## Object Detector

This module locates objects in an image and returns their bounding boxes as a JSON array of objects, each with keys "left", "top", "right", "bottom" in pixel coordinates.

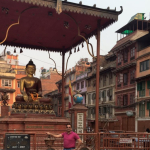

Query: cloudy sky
[{"left": 0, "top": 0, "right": 149, "bottom": 77}]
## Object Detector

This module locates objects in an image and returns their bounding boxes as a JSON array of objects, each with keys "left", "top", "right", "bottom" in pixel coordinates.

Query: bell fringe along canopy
[{"left": 0, "top": 0, "right": 122, "bottom": 53}]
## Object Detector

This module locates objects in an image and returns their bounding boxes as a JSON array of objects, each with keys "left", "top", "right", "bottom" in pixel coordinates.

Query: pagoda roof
[{"left": 0, "top": 0, "right": 122, "bottom": 53}]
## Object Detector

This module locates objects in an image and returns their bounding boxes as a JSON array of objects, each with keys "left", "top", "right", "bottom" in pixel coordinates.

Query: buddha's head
[{"left": 26, "top": 59, "right": 36, "bottom": 76}]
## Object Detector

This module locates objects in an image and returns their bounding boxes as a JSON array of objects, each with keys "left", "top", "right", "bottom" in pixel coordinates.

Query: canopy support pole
[
  {"left": 95, "top": 19, "right": 101, "bottom": 139},
  {"left": 95, "top": 19, "right": 101, "bottom": 150},
  {"left": 62, "top": 51, "right": 65, "bottom": 117}
]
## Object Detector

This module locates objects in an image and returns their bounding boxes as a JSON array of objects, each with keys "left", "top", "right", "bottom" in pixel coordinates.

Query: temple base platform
[{"left": 0, "top": 106, "right": 70, "bottom": 134}]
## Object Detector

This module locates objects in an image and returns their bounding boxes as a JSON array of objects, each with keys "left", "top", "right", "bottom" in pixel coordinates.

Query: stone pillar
[
  {"left": 1, "top": 106, "right": 9, "bottom": 117},
  {"left": 70, "top": 104, "right": 87, "bottom": 133}
]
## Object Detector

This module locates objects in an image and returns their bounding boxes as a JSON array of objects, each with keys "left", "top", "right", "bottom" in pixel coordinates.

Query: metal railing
[{"left": 1, "top": 132, "right": 150, "bottom": 150}]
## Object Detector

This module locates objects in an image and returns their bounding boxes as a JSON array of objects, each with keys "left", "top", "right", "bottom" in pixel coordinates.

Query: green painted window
[
  {"left": 147, "top": 80, "right": 150, "bottom": 89},
  {"left": 147, "top": 102, "right": 150, "bottom": 110},
  {"left": 138, "top": 81, "right": 145, "bottom": 97},
  {"left": 139, "top": 103, "right": 145, "bottom": 117}
]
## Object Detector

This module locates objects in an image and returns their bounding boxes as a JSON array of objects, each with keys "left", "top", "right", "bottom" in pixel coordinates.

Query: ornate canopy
[{"left": 0, "top": 0, "right": 122, "bottom": 53}]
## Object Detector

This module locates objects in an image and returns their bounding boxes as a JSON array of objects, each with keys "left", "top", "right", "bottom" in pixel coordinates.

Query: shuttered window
[
  {"left": 147, "top": 80, "right": 150, "bottom": 89},
  {"left": 147, "top": 102, "right": 150, "bottom": 110},
  {"left": 139, "top": 103, "right": 145, "bottom": 117},
  {"left": 88, "top": 94, "right": 91, "bottom": 105},
  {"left": 139, "top": 81, "right": 145, "bottom": 97},
  {"left": 99, "top": 91, "right": 101, "bottom": 103},
  {"left": 103, "top": 90, "right": 106, "bottom": 102}
]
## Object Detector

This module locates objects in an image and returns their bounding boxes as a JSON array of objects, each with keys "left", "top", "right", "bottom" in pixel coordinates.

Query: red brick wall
[{"left": 41, "top": 72, "right": 61, "bottom": 95}]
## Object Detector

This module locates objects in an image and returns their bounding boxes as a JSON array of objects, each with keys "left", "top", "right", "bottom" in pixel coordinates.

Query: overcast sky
[{"left": 0, "top": 0, "right": 149, "bottom": 77}]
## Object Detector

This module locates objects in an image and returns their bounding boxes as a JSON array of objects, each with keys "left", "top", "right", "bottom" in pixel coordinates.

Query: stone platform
[{"left": 0, "top": 106, "right": 70, "bottom": 134}]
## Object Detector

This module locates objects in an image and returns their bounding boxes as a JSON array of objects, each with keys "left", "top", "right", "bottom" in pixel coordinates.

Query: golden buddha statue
[{"left": 20, "top": 59, "right": 42, "bottom": 102}]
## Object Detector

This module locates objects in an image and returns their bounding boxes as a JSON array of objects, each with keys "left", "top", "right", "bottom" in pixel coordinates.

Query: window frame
[
  {"left": 2, "top": 79, "right": 12, "bottom": 87},
  {"left": 130, "top": 47, "right": 135, "bottom": 59},
  {"left": 123, "top": 94, "right": 128, "bottom": 106},
  {"left": 139, "top": 103, "right": 145, "bottom": 117},
  {"left": 140, "top": 60, "right": 150, "bottom": 72},
  {"left": 77, "top": 83, "right": 80, "bottom": 90},
  {"left": 123, "top": 73, "right": 128, "bottom": 86},
  {"left": 81, "top": 81, "right": 84, "bottom": 89}
]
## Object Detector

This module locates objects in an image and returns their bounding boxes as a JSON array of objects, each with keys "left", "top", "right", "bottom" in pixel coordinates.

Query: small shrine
[{"left": 12, "top": 59, "right": 54, "bottom": 115}]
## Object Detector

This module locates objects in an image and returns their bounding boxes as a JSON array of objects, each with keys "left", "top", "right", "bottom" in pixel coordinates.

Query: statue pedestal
[
  {"left": 1, "top": 105, "right": 10, "bottom": 117},
  {"left": 0, "top": 108, "right": 70, "bottom": 135},
  {"left": 70, "top": 104, "right": 87, "bottom": 133}
]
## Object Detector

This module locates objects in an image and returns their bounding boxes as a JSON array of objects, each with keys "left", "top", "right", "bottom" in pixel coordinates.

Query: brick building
[
  {"left": 111, "top": 15, "right": 149, "bottom": 131},
  {"left": 41, "top": 68, "right": 62, "bottom": 96},
  {"left": 135, "top": 23, "right": 150, "bottom": 132},
  {"left": 98, "top": 52, "right": 116, "bottom": 130},
  {"left": 86, "top": 55, "right": 106, "bottom": 129}
]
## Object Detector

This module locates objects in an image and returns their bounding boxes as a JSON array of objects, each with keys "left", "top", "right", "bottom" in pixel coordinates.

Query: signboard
[
  {"left": 119, "top": 138, "right": 132, "bottom": 143},
  {"left": 77, "top": 113, "right": 83, "bottom": 129},
  {"left": 5, "top": 134, "right": 30, "bottom": 150},
  {"left": 77, "top": 113, "right": 84, "bottom": 141}
]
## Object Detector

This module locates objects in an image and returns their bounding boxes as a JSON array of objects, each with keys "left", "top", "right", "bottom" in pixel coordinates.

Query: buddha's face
[{"left": 26, "top": 65, "right": 36, "bottom": 75}]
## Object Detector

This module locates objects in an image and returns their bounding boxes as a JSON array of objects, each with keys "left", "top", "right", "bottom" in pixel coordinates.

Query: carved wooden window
[
  {"left": 88, "top": 94, "right": 91, "bottom": 105},
  {"left": 81, "top": 81, "right": 84, "bottom": 89},
  {"left": 88, "top": 80, "right": 91, "bottom": 87},
  {"left": 118, "top": 74, "right": 123, "bottom": 87},
  {"left": 130, "top": 70, "right": 135, "bottom": 84},
  {"left": 118, "top": 53, "right": 122, "bottom": 65},
  {"left": 117, "top": 95, "right": 122, "bottom": 106},
  {"left": 124, "top": 50, "right": 128, "bottom": 63},
  {"left": 103, "top": 90, "right": 106, "bottom": 102},
  {"left": 130, "top": 47, "right": 135, "bottom": 59},
  {"left": 130, "top": 93, "right": 135, "bottom": 104},
  {"left": 107, "top": 88, "right": 113, "bottom": 101},
  {"left": 123, "top": 73, "right": 128, "bottom": 86},
  {"left": 92, "top": 93, "right": 96, "bottom": 104},
  {"left": 109, "top": 73, "right": 113, "bottom": 84},
  {"left": 123, "top": 94, "right": 128, "bottom": 106},
  {"left": 103, "top": 75, "right": 106, "bottom": 87},
  {"left": 77, "top": 83, "right": 80, "bottom": 90},
  {"left": 99, "top": 91, "right": 101, "bottom": 103},
  {"left": 139, "top": 103, "right": 145, "bottom": 117},
  {"left": 93, "top": 80, "right": 96, "bottom": 87}
]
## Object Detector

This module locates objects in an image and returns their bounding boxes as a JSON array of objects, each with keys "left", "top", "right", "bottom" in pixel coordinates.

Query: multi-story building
[
  {"left": 99, "top": 52, "right": 116, "bottom": 130},
  {"left": 0, "top": 51, "right": 26, "bottom": 114},
  {"left": 86, "top": 54, "right": 117, "bottom": 130},
  {"left": 64, "top": 58, "right": 90, "bottom": 118},
  {"left": 1, "top": 51, "right": 19, "bottom": 65},
  {"left": 76, "top": 72, "right": 88, "bottom": 104},
  {"left": 111, "top": 14, "right": 148, "bottom": 131},
  {"left": 135, "top": 24, "right": 150, "bottom": 132},
  {"left": 86, "top": 55, "right": 105, "bottom": 128}
]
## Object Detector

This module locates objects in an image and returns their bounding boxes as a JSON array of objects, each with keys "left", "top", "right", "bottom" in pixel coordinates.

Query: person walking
[{"left": 46, "top": 124, "right": 82, "bottom": 150}]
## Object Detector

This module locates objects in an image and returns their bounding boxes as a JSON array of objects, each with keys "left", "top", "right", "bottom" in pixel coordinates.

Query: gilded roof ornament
[{"left": 56, "top": 0, "right": 62, "bottom": 14}]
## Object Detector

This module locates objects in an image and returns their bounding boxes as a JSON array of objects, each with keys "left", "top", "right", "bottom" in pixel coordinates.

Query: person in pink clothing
[{"left": 46, "top": 124, "right": 82, "bottom": 150}]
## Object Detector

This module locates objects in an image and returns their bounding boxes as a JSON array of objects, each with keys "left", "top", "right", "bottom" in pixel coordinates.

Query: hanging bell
[
  {"left": 77, "top": 47, "right": 80, "bottom": 52},
  {"left": 82, "top": 43, "right": 84, "bottom": 48},
  {"left": 70, "top": 50, "right": 72, "bottom": 55},
  {"left": 20, "top": 49, "right": 23, "bottom": 53},
  {"left": 14, "top": 48, "right": 16, "bottom": 53},
  {"left": 74, "top": 48, "right": 76, "bottom": 53}
]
